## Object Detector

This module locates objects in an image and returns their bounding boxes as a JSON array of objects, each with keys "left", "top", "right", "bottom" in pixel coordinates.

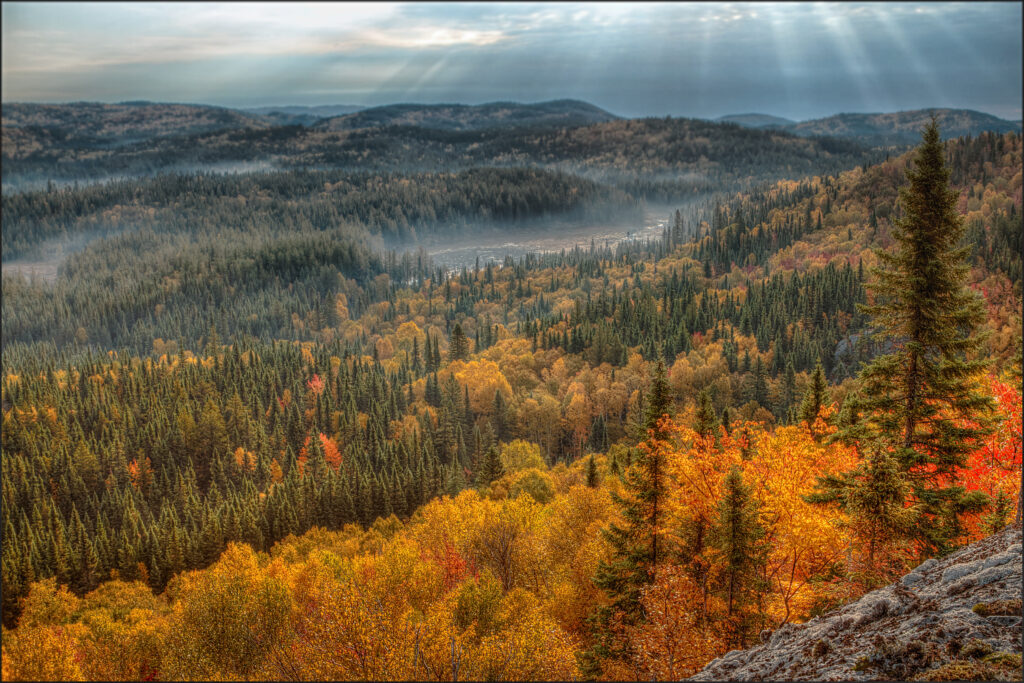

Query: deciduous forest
[{"left": 2, "top": 102, "right": 1020, "bottom": 680}]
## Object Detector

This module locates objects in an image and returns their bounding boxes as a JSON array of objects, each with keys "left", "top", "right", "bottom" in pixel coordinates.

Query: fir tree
[
  {"left": 752, "top": 357, "right": 769, "bottom": 409},
  {"left": 711, "top": 466, "right": 768, "bottom": 647},
  {"left": 587, "top": 389, "right": 671, "bottom": 675},
  {"left": 781, "top": 361, "right": 797, "bottom": 420},
  {"left": 641, "top": 360, "right": 673, "bottom": 440},
  {"left": 449, "top": 323, "right": 470, "bottom": 362},
  {"left": 799, "top": 361, "right": 829, "bottom": 437},
  {"left": 476, "top": 446, "right": 504, "bottom": 488},
  {"left": 586, "top": 455, "right": 599, "bottom": 488},
  {"left": 808, "top": 448, "right": 915, "bottom": 581},
  {"left": 833, "top": 118, "right": 994, "bottom": 557},
  {"left": 694, "top": 388, "right": 719, "bottom": 440}
]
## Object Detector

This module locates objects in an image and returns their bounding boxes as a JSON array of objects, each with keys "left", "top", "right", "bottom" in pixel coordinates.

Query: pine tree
[
  {"left": 587, "top": 381, "right": 671, "bottom": 675},
  {"left": 799, "top": 361, "right": 828, "bottom": 437},
  {"left": 475, "top": 446, "right": 504, "bottom": 488},
  {"left": 449, "top": 323, "right": 469, "bottom": 362},
  {"left": 833, "top": 118, "right": 995, "bottom": 557},
  {"left": 752, "top": 357, "right": 769, "bottom": 409},
  {"left": 586, "top": 455, "right": 599, "bottom": 488},
  {"left": 781, "top": 361, "right": 797, "bottom": 421},
  {"left": 808, "top": 448, "right": 915, "bottom": 582},
  {"left": 641, "top": 360, "right": 673, "bottom": 440},
  {"left": 694, "top": 388, "right": 719, "bottom": 440},
  {"left": 711, "top": 466, "right": 768, "bottom": 647}
]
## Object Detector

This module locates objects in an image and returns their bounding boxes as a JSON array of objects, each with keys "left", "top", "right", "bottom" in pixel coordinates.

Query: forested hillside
[
  {"left": 1, "top": 113, "right": 881, "bottom": 200},
  {"left": 2, "top": 124, "right": 1021, "bottom": 680},
  {"left": 717, "top": 108, "right": 1021, "bottom": 147},
  {"left": 312, "top": 99, "right": 619, "bottom": 131}
]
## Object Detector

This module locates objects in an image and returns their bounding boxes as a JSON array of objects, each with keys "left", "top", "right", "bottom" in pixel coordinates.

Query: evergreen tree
[
  {"left": 711, "top": 466, "right": 768, "bottom": 647},
  {"left": 694, "top": 388, "right": 719, "bottom": 440},
  {"left": 449, "top": 323, "right": 470, "bottom": 362},
  {"left": 475, "top": 446, "right": 504, "bottom": 488},
  {"left": 587, "top": 391, "right": 670, "bottom": 675},
  {"left": 781, "top": 361, "right": 797, "bottom": 420},
  {"left": 586, "top": 455, "right": 599, "bottom": 488},
  {"left": 832, "top": 118, "right": 994, "bottom": 557},
  {"left": 799, "top": 361, "right": 829, "bottom": 436},
  {"left": 641, "top": 360, "right": 673, "bottom": 440},
  {"left": 752, "top": 357, "right": 769, "bottom": 409},
  {"left": 808, "top": 448, "right": 915, "bottom": 582}
]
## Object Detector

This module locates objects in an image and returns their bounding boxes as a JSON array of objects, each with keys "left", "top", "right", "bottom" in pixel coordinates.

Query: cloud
[{"left": 1, "top": 2, "right": 1020, "bottom": 120}]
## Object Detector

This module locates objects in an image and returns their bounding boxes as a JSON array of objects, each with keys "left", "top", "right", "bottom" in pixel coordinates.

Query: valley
[{"left": 1, "top": 5, "right": 1021, "bottom": 678}]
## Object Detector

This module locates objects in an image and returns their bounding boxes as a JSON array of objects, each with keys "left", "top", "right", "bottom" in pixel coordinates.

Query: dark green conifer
[
  {"left": 799, "top": 361, "right": 828, "bottom": 435},
  {"left": 832, "top": 118, "right": 995, "bottom": 557},
  {"left": 641, "top": 360, "right": 673, "bottom": 440},
  {"left": 711, "top": 466, "right": 768, "bottom": 647},
  {"left": 587, "top": 382, "right": 671, "bottom": 676},
  {"left": 449, "top": 323, "right": 469, "bottom": 362},
  {"left": 586, "top": 455, "right": 599, "bottom": 488},
  {"left": 808, "top": 447, "right": 915, "bottom": 580},
  {"left": 694, "top": 388, "right": 718, "bottom": 439},
  {"left": 476, "top": 446, "right": 504, "bottom": 488}
]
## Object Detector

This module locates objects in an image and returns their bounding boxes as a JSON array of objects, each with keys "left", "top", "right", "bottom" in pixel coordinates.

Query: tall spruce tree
[
  {"left": 711, "top": 466, "right": 768, "bottom": 647},
  {"left": 449, "top": 323, "right": 470, "bottom": 362},
  {"left": 586, "top": 455, "right": 599, "bottom": 488},
  {"left": 830, "top": 118, "right": 994, "bottom": 557},
  {"left": 799, "top": 361, "right": 829, "bottom": 437},
  {"left": 641, "top": 360, "right": 674, "bottom": 440},
  {"left": 585, "top": 361, "right": 673, "bottom": 677},
  {"left": 475, "top": 446, "right": 504, "bottom": 488},
  {"left": 694, "top": 388, "right": 719, "bottom": 440}
]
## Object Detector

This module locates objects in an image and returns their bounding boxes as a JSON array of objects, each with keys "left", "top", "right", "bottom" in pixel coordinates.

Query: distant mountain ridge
[
  {"left": 1, "top": 101, "right": 266, "bottom": 142},
  {"left": 242, "top": 104, "right": 366, "bottom": 127},
  {"left": 312, "top": 99, "right": 620, "bottom": 132},
  {"left": 717, "top": 113, "right": 796, "bottom": 128},
  {"left": 716, "top": 107, "right": 1021, "bottom": 146}
]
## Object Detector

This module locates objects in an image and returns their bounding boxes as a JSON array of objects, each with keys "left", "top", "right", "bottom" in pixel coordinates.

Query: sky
[{"left": 2, "top": 1, "right": 1021, "bottom": 121}]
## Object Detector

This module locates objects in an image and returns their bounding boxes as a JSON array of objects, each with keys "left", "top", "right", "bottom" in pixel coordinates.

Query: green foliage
[
  {"left": 832, "top": 119, "right": 997, "bottom": 557},
  {"left": 799, "top": 361, "right": 829, "bottom": 433},
  {"left": 586, "top": 456, "right": 599, "bottom": 488},
  {"left": 642, "top": 360, "right": 674, "bottom": 440},
  {"left": 476, "top": 446, "right": 505, "bottom": 488},
  {"left": 694, "top": 388, "right": 719, "bottom": 439},
  {"left": 710, "top": 466, "right": 769, "bottom": 647}
]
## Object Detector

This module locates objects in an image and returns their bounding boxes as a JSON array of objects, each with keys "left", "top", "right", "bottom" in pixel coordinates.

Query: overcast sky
[{"left": 2, "top": 1, "right": 1021, "bottom": 121}]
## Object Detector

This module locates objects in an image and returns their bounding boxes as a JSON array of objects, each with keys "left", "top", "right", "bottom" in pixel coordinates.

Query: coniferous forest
[{"left": 2, "top": 5, "right": 1023, "bottom": 681}]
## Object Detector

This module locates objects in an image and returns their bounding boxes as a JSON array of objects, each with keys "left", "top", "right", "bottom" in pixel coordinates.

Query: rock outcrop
[{"left": 691, "top": 526, "right": 1023, "bottom": 681}]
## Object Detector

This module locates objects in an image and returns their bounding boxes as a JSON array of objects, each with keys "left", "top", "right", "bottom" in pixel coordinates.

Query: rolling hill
[
  {"left": 717, "top": 113, "right": 796, "bottom": 128},
  {"left": 1, "top": 101, "right": 266, "bottom": 157},
  {"left": 790, "top": 108, "right": 1022, "bottom": 146},
  {"left": 313, "top": 99, "right": 620, "bottom": 132},
  {"left": 715, "top": 108, "right": 1020, "bottom": 146},
  {"left": 241, "top": 104, "right": 366, "bottom": 126}
]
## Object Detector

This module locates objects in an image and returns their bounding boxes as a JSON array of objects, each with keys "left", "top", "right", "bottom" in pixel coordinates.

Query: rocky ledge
[{"left": 691, "top": 526, "right": 1023, "bottom": 681}]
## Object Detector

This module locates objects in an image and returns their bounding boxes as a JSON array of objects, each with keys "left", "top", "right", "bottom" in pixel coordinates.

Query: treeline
[
  {"left": 527, "top": 259, "right": 869, "bottom": 381},
  {"left": 2, "top": 167, "right": 640, "bottom": 258},
  {"left": 2, "top": 227, "right": 408, "bottom": 352},
  {"left": 3, "top": 116, "right": 882, "bottom": 201}
]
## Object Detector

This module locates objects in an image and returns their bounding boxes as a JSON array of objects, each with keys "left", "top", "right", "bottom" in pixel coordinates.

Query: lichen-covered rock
[{"left": 689, "top": 526, "right": 1023, "bottom": 681}]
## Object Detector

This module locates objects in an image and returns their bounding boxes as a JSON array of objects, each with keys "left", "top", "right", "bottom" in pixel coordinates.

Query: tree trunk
[{"left": 904, "top": 351, "right": 919, "bottom": 449}]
